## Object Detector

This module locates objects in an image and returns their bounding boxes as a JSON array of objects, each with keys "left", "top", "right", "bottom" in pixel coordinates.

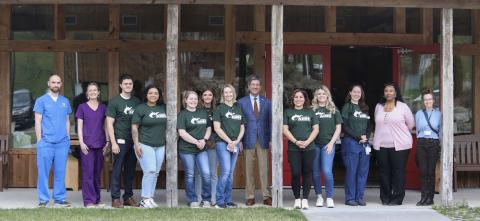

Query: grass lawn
[
  {"left": 0, "top": 207, "right": 306, "bottom": 221},
  {"left": 433, "top": 204, "right": 480, "bottom": 221}
]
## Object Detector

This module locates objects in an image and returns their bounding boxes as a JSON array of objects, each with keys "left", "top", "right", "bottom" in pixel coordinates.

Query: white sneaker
[
  {"left": 148, "top": 198, "right": 158, "bottom": 208},
  {"left": 301, "top": 199, "right": 309, "bottom": 210},
  {"left": 202, "top": 201, "right": 211, "bottom": 208},
  {"left": 316, "top": 195, "right": 324, "bottom": 207},
  {"left": 326, "top": 198, "right": 335, "bottom": 208},
  {"left": 294, "top": 199, "right": 301, "bottom": 209},
  {"left": 189, "top": 202, "right": 200, "bottom": 208},
  {"left": 139, "top": 199, "right": 154, "bottom": 208}
]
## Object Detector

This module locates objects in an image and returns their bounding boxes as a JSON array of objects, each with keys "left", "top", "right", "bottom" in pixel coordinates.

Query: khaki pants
[{"left": 244, "top": 141, "right": 271, "bottom": 200}]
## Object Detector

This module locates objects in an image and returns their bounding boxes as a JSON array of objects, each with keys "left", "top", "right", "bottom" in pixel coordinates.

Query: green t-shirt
[
  {"left": 283, "top": 108, "right": 319, "bottom": 151},
  {"left": 212, "top": 103, "right": 245, "bottom": 142},
  {"left": 313, "top": 106, "right": 343, "bottom": 145},
  {"left": 131, "top": 103, "right": 167, "bottom": 147},
  {"left": 106, "top": 95, "right": 141, "bottom": 140},
  {"left": 341, "top": 102, "right": 370, "bottom": 139},
  {"left": 177, "top": 108, "right": 211, "bottom": 153}
]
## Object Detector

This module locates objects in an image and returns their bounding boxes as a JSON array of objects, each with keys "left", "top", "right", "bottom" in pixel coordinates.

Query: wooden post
[
  {"left": 108, "top": 4, "right": 120, "bottom": 99},
  {"left": 225, "top": 5, "right": 236, "bottom": 85},
  {"left": 473, "top": 10, "right": 480, "bottom": 134},
  {"left": 440, "top": 8, "right": 454, "bottom": 206},
  {"left": 394, "top": 8, "right": 406, "bottom": 34},
  {"left": 0, "top": 4, "right": 11, "bottom": 136},
  {"left": 165, "top": 4, "right": 179, "bottom": 208},
  {"left": 325, "top": 6, "right": 336, "bottom": 33},
  {"left": 422, "top": 8, "right": 433, "bottom": 44},
  {"left": 54, "top": 5, "right": 65, "bottom": 93},
  {"left": 271, "top": 4, "right": 283, "bottom": 208}
]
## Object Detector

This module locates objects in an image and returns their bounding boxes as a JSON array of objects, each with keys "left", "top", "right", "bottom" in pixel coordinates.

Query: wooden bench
[
  {"left": 0, "top": 135, "right": 9, "bottom": 192},
  {"left": 453, "top": 134, "right": 480, "bottom": 191}
]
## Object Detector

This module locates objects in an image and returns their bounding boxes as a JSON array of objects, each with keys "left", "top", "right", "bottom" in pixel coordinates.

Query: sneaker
[
  {"left": 293, "top": 199, "right": 301, "bottom": 209},
  {"left": 301, "top": 199, "right": 309, "bottom": 210},
  {"left": 357, "top": 200, "right": 366, "bottom": 206},
  {"left": 201, "top": 201, "right": 211, "bottom": 208},
  {"left": 95, "top": 202, "right": 106, "bottom": 208},
  {"left": 226, "top": 202, "right": 237, "bottom": 208},
  {"left": 215, "top": 204, "right": 226, "bottom": 209},
  {"left": 139, "top": 199, "right": 154, "bottom": 209},
  {"left": 86, "top": 203, "right": 96, "bottom": 208},
  {"left": 345, "top": 200, "right": 358, "bottom": 206},
  {"left": 38, "top": 202, "right": 48, "bottom": 208},
  {"left": 54, "top": 201, "right": 71, "bottom": 208},
  {"left": 148, "top": 198, "right": 158, "bottom": 208},
  {"left": 189, "top": 202, "right": 200, "bottom": 208},
  {"left": 316, "top": 195, "right": 324, "bottom": 207},
  {"left": 326, "top": 198, "right": 335, "bottom": 208}
]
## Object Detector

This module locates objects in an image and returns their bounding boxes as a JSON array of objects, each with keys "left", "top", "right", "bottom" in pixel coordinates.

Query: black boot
[
  {"left": 424, "top": 196, "right": 434, "bottom": 206},
  {"left": 416, "top": 197, "right": 427, "bottom": 206}
]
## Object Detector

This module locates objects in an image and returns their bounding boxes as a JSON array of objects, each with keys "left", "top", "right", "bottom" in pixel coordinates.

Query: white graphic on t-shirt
[
  {"left": 62, "top": 102, "right": 67, "bottom": 108},
  {"left": 315, "top": 112, "right": 332, "bottom": 118},
  {"left": 353, "top": 110, "right": 370, "bottom": 119},
  {"left": 149, "top": 112, "right": 167, "bottom": 119},
  {"left": 291, "top": 114, "right": 311, "bottom": 122},
  {"left": 225, "top": 110, "right": 242, "bottom": 120},
  {"left": 191, "top": 118, "right": 207, "bottom": 125},
  {"left": 124, "top": 106, "right": 135, "bottom": 115}
]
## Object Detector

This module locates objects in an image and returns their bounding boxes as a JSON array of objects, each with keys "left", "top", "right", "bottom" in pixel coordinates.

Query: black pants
[
  {"left": 288, "top": 149, "right": 315, "bottom": 199},
  {"left": 416, "top": 138, "right": 440, "bottom": 200},
  {"left": 376, "top": 147, "right": 410, "bottom": 204},
  {"left": 111, "top": 140, "right": 137, "bottom": 200}
]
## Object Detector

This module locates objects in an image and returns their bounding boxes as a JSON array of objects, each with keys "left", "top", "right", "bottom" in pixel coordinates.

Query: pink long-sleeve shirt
[{"left": 373, "top": 101, "right": 415, "bottom": 151}]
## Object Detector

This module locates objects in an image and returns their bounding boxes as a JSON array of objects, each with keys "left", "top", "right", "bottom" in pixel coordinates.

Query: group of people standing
[{"left": 33, "top": 74, "right": 441, "bottom": 209}]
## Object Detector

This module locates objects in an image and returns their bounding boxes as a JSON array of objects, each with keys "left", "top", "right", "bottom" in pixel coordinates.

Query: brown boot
[
  {"left": 245, "top": 198, "right": 255, "bottom": 206},
  {"left": 123, "top": 197, "right": 138, "bottom": 207},
  {"left": 263, "top": 197, "right": 272, "bottom": 206},
  {"left": 112, "top": 199, "right": 124, "bottom": 208}
]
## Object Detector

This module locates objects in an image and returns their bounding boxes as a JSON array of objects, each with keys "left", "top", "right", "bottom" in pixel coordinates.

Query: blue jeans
[
  {"left": 195, "top": 148, "right": 218, "bottom": 204},
  {"left": 37, "top": 139, "right": 70, "bottom": 203},
  {"left": 136, "top": 143, "right": 165, "bottom": 199},
  {"left": 180, "top": 151, "right": 211, "bottom": 203},
  {"left": 215, "top": 141, "right": 239, "bottom": 206},
  {"left": 312, "top": 144, "right": 336, "bottom": 198},
  {"left": 341, "top": 137, "right": 370, "bottom": 203}
]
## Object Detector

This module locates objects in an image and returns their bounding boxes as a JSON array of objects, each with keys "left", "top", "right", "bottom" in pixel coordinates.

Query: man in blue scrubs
[{"left": 34, "top": 74, "right": 72, "bottom": 208}]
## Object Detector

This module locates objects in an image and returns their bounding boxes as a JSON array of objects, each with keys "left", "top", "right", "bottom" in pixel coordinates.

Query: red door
[
  {"left": 392, "top": 45, "right": 440, "bottom": 189},
  {"left": 266, "top": 45, "right": 331, "bottom": 186}
]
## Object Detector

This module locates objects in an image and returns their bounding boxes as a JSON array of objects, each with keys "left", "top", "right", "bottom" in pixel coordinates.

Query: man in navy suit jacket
[{"left": 237, "top": 75, "right": 272, "bottom": 206}]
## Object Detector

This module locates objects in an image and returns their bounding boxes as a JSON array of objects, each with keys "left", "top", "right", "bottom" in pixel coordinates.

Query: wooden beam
[
  {"left": 440, "top": 8, "right": 454, "bottom": 206},
  {"left": 325, "top": 6, "right": 336, "bottom": 33},
  {"left": 55, "top": 52, "right": 65, "bottom": 93},
  {"left": 237, "top": 31, "right": 425, "bottom": 45},
  {"left": 165, "top": 4, "right": 179, "bottom": 208},
  {"left": 422, "top": 8, "right": 434, "bottom": 44},
  {"left": 54, "top": 5, "right": 65, "bottom": 40},
  {"left": 224, "top": 5, "right": 236, "bottom": 85},
  {"left": 253, "top": 5, "right": 266, "bottom": 88},
  {"left": 453, "top": 44, "right": 480, "bottom": 55},
  {"left": 107, "top": 52, "right": 119, "bottom": 99},
  {"left": 109, "top": 5, "right": 120, "bottom": 39},
  {"left": 394, "top": 8, "right": 406, "bottom": 34},
  {"left": 271, "top": 4, "right": 283, "bottom": 208},
  {"left": 3, "top": 0, "right": 480, "bottom": 9},
  {"left": 473, "top": 10, "right": 480, "bottom": 134},
  {"left": 0, "top": 5, "right": 11, "bottom": 136}
]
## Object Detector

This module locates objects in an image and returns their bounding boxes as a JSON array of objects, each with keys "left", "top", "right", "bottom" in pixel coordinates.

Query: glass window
[
  {"left": 119, "top": 53, "right": 166, "bottom": 100},
  {"left": 433, "top": 9, "right": 472, "bottom": 44},
  {"left": 11, "top": 52, "right": 54, "bottom": 148},
  {"left": 453, "top": 55, "right": 473, "bottom": 134},
  {"left": 235, "top": 44, "right": 255, "bottom": 98},
  {"left": 337, "top": 7, "right": 394, "bottom": 33},
  {"left": 64, "top": 5, "right": 109, "bottom": 40},
  {"left": 181, "top": 5, "right": 224, "bottom": 40},
  {"left": 11, "top": 5, "right": 54, "bottom": 40},
  {"left": 406, "top": 8, "right": 421, "bottom": 34},
  {"left": 284, "top": 6, "right": 325, "bottom": 32},
  {"left": 180, "top": 52, "right": 225, "bottom": 94},
  {"left": 236, "top": 5, "right": 254, "bottom": 31},
  {"left": 399, "top": 51, "right": 439, "bottom": 114},
  {"left": 120, "top": 5, "right": 164, "bottom": 40}
]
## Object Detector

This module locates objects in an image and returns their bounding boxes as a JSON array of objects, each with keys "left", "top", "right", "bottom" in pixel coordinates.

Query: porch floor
[{"left": 0, "top": 187, "right": 478, "bottom": 221}]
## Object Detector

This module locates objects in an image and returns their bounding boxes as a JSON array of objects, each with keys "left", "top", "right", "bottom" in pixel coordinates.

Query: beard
[{"left": 49, "top": 87, "right": 60, "bottom": 93}]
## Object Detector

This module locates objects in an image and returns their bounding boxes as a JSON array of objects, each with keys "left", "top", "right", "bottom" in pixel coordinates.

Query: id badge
[
  {"left": 117, "top": 139, "right": 126, "bottom": 144},
  {"left": 424, "top": 130, "right": 432, "bottom": 136}
]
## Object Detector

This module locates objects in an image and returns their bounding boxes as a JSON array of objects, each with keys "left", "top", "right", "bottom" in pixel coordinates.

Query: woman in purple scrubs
[{"left": 76, "top": 82, "right": 109, "bottom": 208}]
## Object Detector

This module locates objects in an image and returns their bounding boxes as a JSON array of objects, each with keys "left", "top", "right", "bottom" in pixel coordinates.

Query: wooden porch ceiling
[{"left": 1, "top": 0, "right": 480, "bottom": 9}]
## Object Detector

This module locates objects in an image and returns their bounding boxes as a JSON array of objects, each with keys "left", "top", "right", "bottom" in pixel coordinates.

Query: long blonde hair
[
  {"left": 220, "top": 84, "right": 237, "bottom": 104},
  {"left": 312, "top": 85, "right": 337, "bottom": 113}
]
